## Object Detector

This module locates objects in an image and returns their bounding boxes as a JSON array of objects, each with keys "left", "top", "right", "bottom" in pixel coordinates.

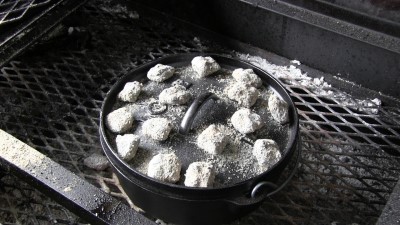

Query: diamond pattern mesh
[
  {"left": 1, "top": 0, "right": 400, "bottom": 224},
  {"left": 0, "top": 0, "right": 53, "bottom": 24}
]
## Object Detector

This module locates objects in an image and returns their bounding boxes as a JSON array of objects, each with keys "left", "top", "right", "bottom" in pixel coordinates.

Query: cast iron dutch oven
[{"left": 99, "top": 53, "right": 300, "bottom": 225}]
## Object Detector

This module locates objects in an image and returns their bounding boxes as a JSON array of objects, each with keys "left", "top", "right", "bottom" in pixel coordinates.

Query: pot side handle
[
  {"left": 179, "top": 92, "right": 218, "bottom": 134},
  {"left": 226, "top": 142, "right": 301, "bottom": 207}
]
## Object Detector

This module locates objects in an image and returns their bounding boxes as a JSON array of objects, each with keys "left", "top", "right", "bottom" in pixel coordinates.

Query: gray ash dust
[{"left": 105, "top": 64, "right": 291, "bottom": 187}]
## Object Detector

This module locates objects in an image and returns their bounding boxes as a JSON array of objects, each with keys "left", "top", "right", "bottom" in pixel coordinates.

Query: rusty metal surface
[{"left": 0, "top": 0, "right": 400, "bottom": 224}]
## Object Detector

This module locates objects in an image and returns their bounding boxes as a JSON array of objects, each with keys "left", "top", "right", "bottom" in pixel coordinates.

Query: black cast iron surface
[{"left": 0, "top": 0, "right": 400, "bottom": 224}]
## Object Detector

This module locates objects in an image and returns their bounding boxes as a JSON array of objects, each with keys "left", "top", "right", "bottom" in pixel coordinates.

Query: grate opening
[
  {"left": 312, "top": 105, "right": 331, "bottom": 113},
  {"left": 296, "top": 104, "right": 314, "bottom": 112},
  {"left": 324, "top": 115, "right": 342, "bottom": 123},
  {"left": 355, "top": 126, "right": 375, "bottom": 134},
  {"left": 342, "top": 115, "right": 362, "bottom": 124},
  {"left": 336, "top": 125, "right": 357, "bottom": 133},
  {"left": 330, "top": 106, "right": 349, "bottom": 114},
  {"left": 290, "top": 87, "right": 309, "bottom": 94},
  {"left": 302, "top": 96, "right": 320, "bottom": 104},
  {"left": 319, "top": 124, "right": 337, "bottom": 132}
]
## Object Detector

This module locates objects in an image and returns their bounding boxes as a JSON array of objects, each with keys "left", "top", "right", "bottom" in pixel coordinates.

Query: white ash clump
[
  {"left": 159, "top": 85, "right": 191, "bottom": 105},
  {"left": 84, "top": 153, "right": 109, "bottom": 171},
  {"left": 253, "top": 139, "right": 281, "bottom": 170},
  {"left": 142, "top": 117, "right": 172, "bottom": 141},
  {"left": 147, "top": 64, "right": 175, "bottom": 82},
  {"left": 231, "top": 108, "right": 263, "bottom": 134},
  {"left": 232, "top": 68, "right": 262, "bottom": 88},
  {"left": 106, "top": 107, "right": 134, "bottom": 133},
  {"left": 191, "top": 56, "right": 221, "bottom": 77},
  {"left": 147, "top": 153, "right": 181, "bottom": 183},
  {"left": 184, "top": 162, "right": 215, "bottom": 188},
  {"left": 226, "top": 82, "right": 259, "bottom": 108},
  {"left": 268, "top": 94, "right": 289, "bottom": 124},
  {"left": 116, "top": 134, "right": 140, "bottom": 161},
  {"left": 197, "top": 124, "right": 229, "bottom": 154},
  {"left": 118, "top": 81, "right": 143, "bottom": 102}
]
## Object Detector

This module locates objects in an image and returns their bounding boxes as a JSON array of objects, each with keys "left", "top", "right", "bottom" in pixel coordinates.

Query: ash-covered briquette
[
  {"left": 147, "top": 153, "right": 181, "bottom": 183},
  {"left": 116, "top": 134, "right": 140, "bottom": 161},
  {"left": 118, "top": 81, "right": 143, "bottom": 102},
  {"left": 226, "top": 82, "right": 259, "bottom": 108},
  {"left": 197, "top": 124, "right": 229, "bottom": 154},
  {"left": 191, "top": 56, "right": 221, "bottom": 77},
  {"left": 231, "top": 108, "right": 263, "bottom": 134},
  {"left": 252, "top": 139, "right": 281, "bottom": 170},
  {"left": 106, "top": 106, "right": 134, "bottom": 133},
  {"left": 232, "top": 68, "right": 262, "bottom": 88},
  {"left": 147, "top": 64, "right": 175, "bottom": 82},
  {"left": 83, "top": 153, "right": 109, "bottom": 171},
  {"left": 142, "top": 117, "right": 172, "bottom": 141},
  {"left": 184, "top": 162, "right": 215, "bottom": 188},
  {"left": 159, "top": 85, "right": 191, "bottom": 105},
  {"left": 268, "top": 94, "right": 289, "bottom": 124}
]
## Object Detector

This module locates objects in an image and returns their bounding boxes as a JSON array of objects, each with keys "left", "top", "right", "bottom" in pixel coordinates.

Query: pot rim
[{"left": 99, "top": 53, "right": 299, "bottom": 192}]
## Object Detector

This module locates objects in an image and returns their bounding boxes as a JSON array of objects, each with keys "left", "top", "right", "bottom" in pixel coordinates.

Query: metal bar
[{"left": 0, "top": 129, "right": 156, "bottom": 225}]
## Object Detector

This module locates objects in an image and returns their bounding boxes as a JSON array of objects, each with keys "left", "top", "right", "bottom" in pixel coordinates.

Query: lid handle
[{"left": 179, "top": 92, "right": 218, "bottom": 135}]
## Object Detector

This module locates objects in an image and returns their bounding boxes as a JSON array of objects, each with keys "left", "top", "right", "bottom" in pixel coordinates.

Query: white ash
[
  {"left": 197, "top": 124, "right": 229, "bottom": 154},
  {"left": 159, "top": 85, "right": 191, "bottom": 105},
  {"left": 68, "top": 27, "right": 74, "bottom": 35},
  {"left": 202, "top": 124, "right": 260, "bottom": 185},
  {"left": 184, "top": 161, "right": 215, "bottom": 187},
  {"left": 147, "top": 64, "right": 175, "bottom": 82},
  {"left": 99, "top": 4, "right": 139, "bottom": 19},
  {"left": 118, "top": 81, "right": 143, "bottom": 102},
  {"left": 344, "top": 97, "right": 382, "bottom": 114},
  {"left": 237, "top": 53, "right": 382, "bottom": 115},
  {"left": 226, "top": 82, "right": 259, "bottom": 108},
  {"left": 155, "top": 219, "right": 168, "bottom": 225},
  {"left": 371, "top": 98, "right": 382, "bottom": 106},
  {"left": 142, "top": 117, "right": 172, "bottom": 141},
  {"left": 191, "top": 56, "right": 221, "bottom": 77},
  {"left": 253, "top": 139, "right": 281, "bottom": 170},
  {"left": 147, "top": 153, "right": 181, "bottom": 183},
  {"left": 116, "top": 134, "right": 140, "bottom": 161},
  {"left": 231, "top": 108, "right": 263, "bottom": 134},
  {"left": 290, "top": 59, "right": 301, "bottom": 65},
  {"left": 237, "top": 54, "right": 331, "bottom": 93},
  {"left": 268, "top": 94, "right": 289, "bottom": 124},
  {"left": 84, "top": 153, "right": 109, "bottom": 171},
  {"left": 106, "top": 106, "right": 134, "bottom": 133},
  {"left": 232, "top": 68, "right": 262, "bottom": 88}
]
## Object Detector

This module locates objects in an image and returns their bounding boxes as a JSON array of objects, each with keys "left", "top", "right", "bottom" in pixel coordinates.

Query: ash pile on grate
[{"left": 237, "top": 53, "right": 382, "bottom": 114}]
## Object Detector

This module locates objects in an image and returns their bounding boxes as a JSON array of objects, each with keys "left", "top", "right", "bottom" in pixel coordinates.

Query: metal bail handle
[
  {"left": 251, "top": 141, "right": 301, "bottom": 199},
  {"left": 179, "top": 92, "right": 218, "bottom": 135},
  {"left": 251, "top": 181, "right": 278, "bottom": 199}
]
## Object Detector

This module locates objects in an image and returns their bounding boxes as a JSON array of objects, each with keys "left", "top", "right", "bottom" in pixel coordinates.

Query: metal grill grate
[
  {"left": 0, "top": 0, "right": 53, "bottom": 24},
  {"left": 1, "top": 0, "right": 400, "bottom": 224}
]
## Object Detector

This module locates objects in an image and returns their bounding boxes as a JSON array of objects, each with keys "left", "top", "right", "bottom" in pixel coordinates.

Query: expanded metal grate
[
  {"left": 0, "top": 0, "right": 53, "bottom": 24},
  {"left": 1, "top": 0, "right": 400, "bottom": 224}
]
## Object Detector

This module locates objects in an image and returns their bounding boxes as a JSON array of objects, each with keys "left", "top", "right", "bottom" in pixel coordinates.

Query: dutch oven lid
[{"left": 100, "top": 53, "right": 299, "bottom": 189}]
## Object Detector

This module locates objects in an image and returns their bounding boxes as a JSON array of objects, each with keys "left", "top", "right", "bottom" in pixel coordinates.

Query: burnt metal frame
[{"left": 0, "top": 130, "right": 156, "bottom": 225}]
